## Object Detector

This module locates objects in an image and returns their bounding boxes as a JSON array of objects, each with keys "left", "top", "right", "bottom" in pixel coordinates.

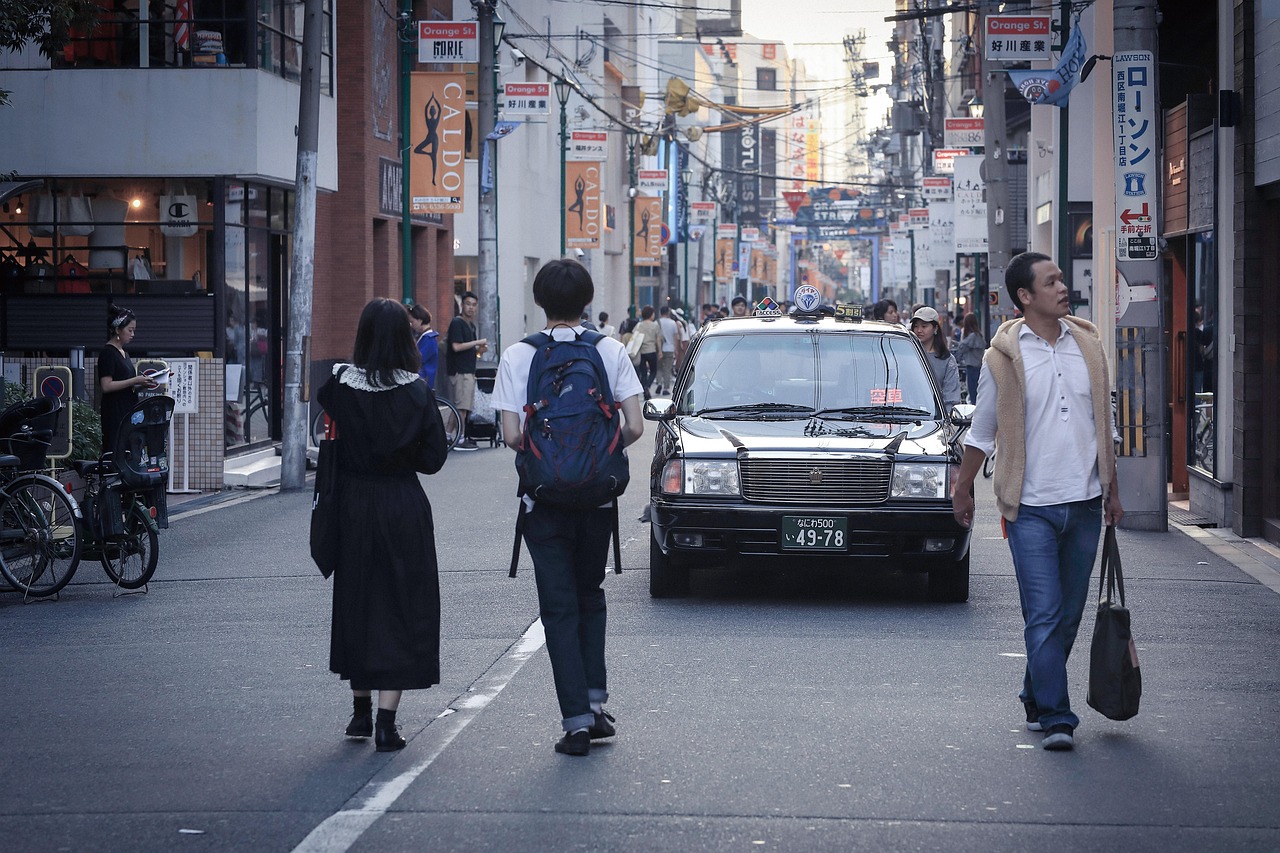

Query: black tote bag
[
  {"left": 1086, "top": 525, "right": 1142, "bottom": 720},
  {"left": 310, "top": 369, "right": 346, "bottom": 579}
]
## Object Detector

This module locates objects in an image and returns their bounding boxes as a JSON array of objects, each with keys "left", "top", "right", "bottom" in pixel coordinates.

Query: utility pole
[
  {"left": 280, "top": 0, "right": 322, "bottom": 491},
  {"left": 1112, "top": 0, "right": 1165, "bottom": 531},
  {"left": 475, "top": 1, "right": 499, "bottom": 350}
]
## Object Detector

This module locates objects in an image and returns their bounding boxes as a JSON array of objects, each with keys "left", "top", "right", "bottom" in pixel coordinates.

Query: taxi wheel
[
  {"left": 927, "top": 552, "right": 970, "bottom": 603},
  {"left": 649, "top": 529, "right": 690, "bottom": 598}
]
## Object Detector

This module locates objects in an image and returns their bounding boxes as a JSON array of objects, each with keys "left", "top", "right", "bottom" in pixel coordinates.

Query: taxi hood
[{"left": 673, "top": 414, "right": 947, "bottom": 457}]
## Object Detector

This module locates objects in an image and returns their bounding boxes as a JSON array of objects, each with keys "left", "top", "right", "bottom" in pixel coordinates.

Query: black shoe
[
  {"left": 555, "top": 730, "right": 590, "bottom": 756},
  {"left": 1042, "top": 723, "right": 1075, "bottom": 751},
  {"left": 1024, "top": 702, "right": 1043, "bottom": 732},
  {"left": 588, "top": 711, "right": 616, "bottom": 739},
  {"left": 375, "top": 720, "right": 407, "bottom": 752},
  {"left": 345, "top": 711, "right": 373, "bottom": 738}
]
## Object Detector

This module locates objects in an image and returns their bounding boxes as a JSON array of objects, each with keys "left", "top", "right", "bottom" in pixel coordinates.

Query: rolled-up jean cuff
[
  {"left": 562, "top": 712, "right": 595, "bottom": 733},
  {"left": 588, "top": 688, "right": 609, "bottom": 705}
]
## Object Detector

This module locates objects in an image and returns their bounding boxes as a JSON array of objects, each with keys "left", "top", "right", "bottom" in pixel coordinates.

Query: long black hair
[{"left": 352, "top": 298, "right": 420, "bottom": 387}]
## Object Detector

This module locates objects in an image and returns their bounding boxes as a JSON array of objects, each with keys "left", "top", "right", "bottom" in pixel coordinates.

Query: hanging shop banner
[
  {"left": 922, "top": 176, "right": 953, "bottom": 200},
  {"left": 1113, "top": 50, "right": 1158, "bottom": 262},
  {"left": 984, "top": 15, "right": 1052, "bottom": 61},
  {"left": 418, "top": 22, "right": 477, "bottom": 64},
  {"left": 637, "top": 169, "right": 668, "bottom": 193},
  {"left": 159, "top": 195, "right": 199, "bottom": 237},
  {"left": 1006, "top": 18, "right": 1085, "bottom": 108},
  {"left": 565, "top": 161, "right": 603, "bottom": 249},
  {"left": 715, "top": 238, "right": 735, "bottom": 284},
  {"left": 568, "top": 131, "right": 608, "bottom": 161},
  {"left": 953, "top": 155, "right": 988, "bottom": 253},
  {"left": 634, "top": 195, "right": 662, "bottom": 267},
  {"left": 944, "top": 117, "right": 985, "bottom": 148},
  {"left": 929, "top": 201, "right": 955, "bottom": 270},
  {"left": 410, "top": 72, "right": 467, "bottom": 214},
  {"left": 502, "top": 82, "right": 551, "bottom": 116}
]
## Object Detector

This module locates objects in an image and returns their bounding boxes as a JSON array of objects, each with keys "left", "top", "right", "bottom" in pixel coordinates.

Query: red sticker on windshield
[{"left": 870, "top": 388, "right": 903, "bottom": 404}]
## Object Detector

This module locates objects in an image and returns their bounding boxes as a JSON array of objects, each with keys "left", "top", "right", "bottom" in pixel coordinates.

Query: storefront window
[{"left": 1189, "top": 232, "right": 1217, "bottom": 475}]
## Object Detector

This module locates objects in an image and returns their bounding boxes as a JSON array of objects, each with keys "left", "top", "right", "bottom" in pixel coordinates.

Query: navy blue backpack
[{"left": 509, "top": 328, "right": 628, "bottom": 576}]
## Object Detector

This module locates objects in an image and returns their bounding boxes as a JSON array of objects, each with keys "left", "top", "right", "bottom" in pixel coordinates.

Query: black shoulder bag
[
  {"left": 1086, "top": 525, "right": 1142, "bottom": 720},
  {"left": 310, "top": 367, "right": 347, "bottom": 578}
]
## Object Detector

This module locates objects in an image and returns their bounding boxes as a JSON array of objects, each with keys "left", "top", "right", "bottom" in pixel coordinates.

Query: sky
[{"left": 741, "top": 0, "right": 897, "bottom": 85}]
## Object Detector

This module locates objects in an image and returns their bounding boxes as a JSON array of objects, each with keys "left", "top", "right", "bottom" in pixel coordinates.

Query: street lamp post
[
  {"left": 554, "top": 77, "right": 572, "bottom": 257},
  {"left": 626, "top": 130, "right": 637, "bottom": 318}
]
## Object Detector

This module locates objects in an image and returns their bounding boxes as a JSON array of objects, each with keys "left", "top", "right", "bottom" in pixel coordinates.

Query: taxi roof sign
[
  {"left": 753, "top": 296, "right": 783, "bottom": 316},
  {"left": 834, "top": 302, "right": 864, "bottom": 323},
  {"left": 792, "top": 284, "right": 823, "bottom": 315}
]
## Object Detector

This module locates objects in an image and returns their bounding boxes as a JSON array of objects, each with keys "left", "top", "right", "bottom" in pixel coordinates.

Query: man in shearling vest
[{"left": 951, "top": 251, "right": 1123, "bottom": 752}]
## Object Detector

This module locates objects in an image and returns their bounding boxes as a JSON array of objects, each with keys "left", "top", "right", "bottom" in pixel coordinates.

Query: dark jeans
[
  {"left": 963, "top": 366, "right": 979, "bottom": 403},
  {"left": 638, "top": 352, "right": 659, "bottom": 394},
  {"left": 522, "top": 503, "right": 612, "bottom": 732},
  {"left": 1005, "top": 497, "right": 1103, "bottom": 730}
]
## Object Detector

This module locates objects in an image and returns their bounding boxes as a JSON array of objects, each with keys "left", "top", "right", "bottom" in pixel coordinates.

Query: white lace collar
[{"left": 333, "top": 363, "right": 418, "bottom": 392}]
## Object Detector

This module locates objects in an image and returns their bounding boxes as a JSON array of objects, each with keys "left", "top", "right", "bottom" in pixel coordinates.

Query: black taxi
[{"left": 643, "top": 291, "right": 973, "bottom": 600}]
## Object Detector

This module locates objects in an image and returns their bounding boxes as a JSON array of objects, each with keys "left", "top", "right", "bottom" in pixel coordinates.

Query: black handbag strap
[
  {"left": 611, "top": 499, "right": 622, "bottom": 574},
  {"left": 1098, "top": 524, "right": 1126, "bottom": 606},
  {"left": 510, "top": 500, "right": 526, "bottom": 578}
]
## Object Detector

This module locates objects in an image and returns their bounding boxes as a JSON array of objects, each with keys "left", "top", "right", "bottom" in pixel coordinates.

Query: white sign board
[
  {"left": 929, "top": 202, "right": 955, "bottom": 270},
  {"left": 568, "top": 131, "right": 607, "bottom": 161},
  {"left": 922, "top": 176, "right": 953, "bottom": 199},
  {"left": 985, "top": 15, "right": 1053, "bottom": 61},
  {"left": 932, "top": 148, "right": 969, "bottom": 174},
  {"left": 717, "top": 223, "right": 738, "bottom": 239},
  {"left": 168, "top": 358, "right": 200, "bottom": 414},
  {"left": 741, "top": 227, "right": 760, "bottom": 242},
  {"left": 944, "top": 118, "right": 985, "bottom": 149},
  {"left": 1113, "top": 51, "right": 1159, "bottom": 261},
  {"left": 502, "top": 83, "right": 551, "bottom": 115},
  {"left": 953, "top": 155, "right": 988, "bottom": 253},
  {"left": 690, "top": 201, "right": 717, "bottom": 224},
  {"left": 637, "top": 169, "right": 669, "bottom": 193},
  {"left": 418, "top": 22, "right": 477, "bottom": 64}
]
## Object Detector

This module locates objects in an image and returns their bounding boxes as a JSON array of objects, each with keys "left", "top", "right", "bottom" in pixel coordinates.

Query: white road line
[{"left": 290, "top": 620, "right": 547, "bottom": 853}]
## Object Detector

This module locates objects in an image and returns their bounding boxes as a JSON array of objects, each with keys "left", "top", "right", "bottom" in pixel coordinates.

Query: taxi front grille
[{"left": 739, "top": 458, "right": 892, "bottom": 505}]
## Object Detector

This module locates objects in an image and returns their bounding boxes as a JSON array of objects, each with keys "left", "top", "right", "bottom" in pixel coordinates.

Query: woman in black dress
[
  {"left": 98, "top": 304, "right": 157, "bottom": 455},
  {"left": 316, "top": 298, "right": 449, "bottom": 751}
]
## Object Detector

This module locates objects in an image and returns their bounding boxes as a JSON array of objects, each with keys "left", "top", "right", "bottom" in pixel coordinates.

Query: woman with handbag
[{"left": 315, "top": 298, "right": 449, "bottom": 751}]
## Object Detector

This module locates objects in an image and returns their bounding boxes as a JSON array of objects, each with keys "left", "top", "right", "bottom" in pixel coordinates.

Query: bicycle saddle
[
  {"left": 0, "top": 454, "right": 19, "bottom": 469},
  {"left": 69, "top": 459, "right": 110, "bottom": 477}
]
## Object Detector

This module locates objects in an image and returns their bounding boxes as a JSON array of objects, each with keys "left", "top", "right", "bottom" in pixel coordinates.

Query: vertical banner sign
[
  {"left": 1114, "top": 51, "right": 1159, "bottom": 264},
  {"left": 739, "top": 125, "right": 761, "bottom": 227},
  {"left": 789, "top": 115, "right": 807, "bottom": 190},
  {"left": 760, "top": 128, "right": 777, "bottom": 204},
  {"left": 929, "top": 202, "right": 955, "bottom": 270},
  {"left": 953, "top": 155, "right": 988, "bottom": 253},
  {"left": 634, "top": 196, "right": 662, "bottom": 267},
  {"left": 410, "top": 73, "right": 466, "bottom": 214},
  {"left": 565, "top": 161, "right": 602, "bottom": 249},
  {"left": 805, "top": 122, "right": 820, "bottom": 183}
]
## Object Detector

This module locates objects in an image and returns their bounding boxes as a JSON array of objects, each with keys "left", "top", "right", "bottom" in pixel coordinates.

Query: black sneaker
[
  {"left": 454, "top": 438, "right": 479, "bottom": 451},
  {"left": 588, "top": 711, "right": 616, "bottom": 739},
  {"left": 1024, "top": 702, "right": 1043, "bottom": 732},
  {"left": 555, "top": 730, "right": 590, "bottom": 756},
  {"left": 345, "top": 711, "right": 373, "bottom": 738},
  {"left": 1042, "top": 723, "right": 1075, "bottom": 751}
]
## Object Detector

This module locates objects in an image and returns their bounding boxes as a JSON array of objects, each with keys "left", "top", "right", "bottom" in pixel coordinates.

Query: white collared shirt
[{"left": 964, "top": 319, "right": 1108, "bottom": 507}]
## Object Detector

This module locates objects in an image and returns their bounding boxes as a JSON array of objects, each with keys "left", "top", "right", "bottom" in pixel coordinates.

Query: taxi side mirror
[
  {"left": 643, "top": 398, "right": 675, "bottom": 421},
  {"left": 948, "top": 403, "right": 975, "bottom": 427}
]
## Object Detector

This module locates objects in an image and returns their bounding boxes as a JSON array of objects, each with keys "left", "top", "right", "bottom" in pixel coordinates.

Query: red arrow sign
[{"left": 1120, "top": 203, "right": 1149, "bottom": 225}]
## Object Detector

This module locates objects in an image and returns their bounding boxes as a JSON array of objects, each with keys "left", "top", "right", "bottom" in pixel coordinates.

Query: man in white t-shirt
[
  {"left": 493, "top": 258, "right": 644, "bottom": 758},
  {"left": 656, "top": 306, "right": 680, "bottom": 394}
]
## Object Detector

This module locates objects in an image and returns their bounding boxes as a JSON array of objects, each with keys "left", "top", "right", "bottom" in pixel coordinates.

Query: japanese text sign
[
  {"left": 1113, "top": 51, "right": 1158, "bottom": 260},
  {"left": 568, "top": 131, "right": 607, "bottom": 161},
  {"left": 985, "top": 15, "right": 1052, "bottom": 61},
  {"left": 502, "top": 83, "right": 550, "bottom": 116}
]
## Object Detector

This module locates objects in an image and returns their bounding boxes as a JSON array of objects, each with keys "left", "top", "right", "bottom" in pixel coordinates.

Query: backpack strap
[{"left": 611, "top": 499, "right": 622, "bottom": 574}]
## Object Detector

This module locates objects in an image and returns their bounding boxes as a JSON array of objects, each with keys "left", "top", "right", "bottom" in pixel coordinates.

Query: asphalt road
[{"left": 2, "top": 438, "right": 1279, "bottom": 852}]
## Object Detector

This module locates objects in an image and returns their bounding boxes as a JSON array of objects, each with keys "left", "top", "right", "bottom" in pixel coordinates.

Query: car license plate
[{"left": 781, "top": 516, "right": 847, "bottom": 551}]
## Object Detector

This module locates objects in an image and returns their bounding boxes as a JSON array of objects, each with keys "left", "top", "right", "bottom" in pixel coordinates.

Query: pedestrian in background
[
  {"left": 871, "top": 298, "right": 900, "bottom": 325},
  {"left": 730, "top": 295, "right": 750, "bottom": 317},
  {"left": 954, "top": 311, "right": 987, "bottom": 404},
  {"left": 951, "top": 250, "right": 1123, "bottom": 752},
  {"left": 633, "top": 305, "right": 662, "bottom": 398},
  {"left": 493, "top": 259, "right": 644, "bottom": 756},
  {"left": 316, "top": 298, "right": 449, "bottom": 753},
  {"left": 910, "top": 306, "right": 961, "bottom": 406},
  {"left": 408, "top": 303, "right": 439, "bottom": 391},
  {"left": 446, "top": 291, "right": 488, "bottom": 451},
  {"left": 598, "top": 311, "right": 617, "bottom": 339},
  {"left": 657, "top": 305, "right": 680, "bottom": 394}
]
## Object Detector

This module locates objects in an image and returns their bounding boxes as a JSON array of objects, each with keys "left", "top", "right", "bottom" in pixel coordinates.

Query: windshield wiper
[
  {"left": 692, "top": 402, "right": 816, "bottom": 417},
  {"left": 814, "top": 405, "right": 933, "bottom": 420}
]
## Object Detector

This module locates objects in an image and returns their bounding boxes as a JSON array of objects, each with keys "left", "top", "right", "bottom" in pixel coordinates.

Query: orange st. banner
[
  {"left": 410, "top": 72, "right": 467, "bottom": 214},
  {"left": 565, "top": 161, "right": 603, "bottom": 249},
  {"left": 715, "top": 238, "right": 734, "bottom": 283},
  {"left": 634, "top": 195, "right": 662, "bottom": 267}
]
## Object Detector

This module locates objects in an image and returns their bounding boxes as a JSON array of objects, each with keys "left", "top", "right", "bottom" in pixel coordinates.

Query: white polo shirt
[{"left": 964, "top": 320, "right": 1114, "bottom": 507}]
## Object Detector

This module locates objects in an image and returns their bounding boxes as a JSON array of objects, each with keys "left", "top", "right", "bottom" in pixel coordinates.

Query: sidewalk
[{"left": 1171, "top": 515, "right": 1280, "bottom": 595}]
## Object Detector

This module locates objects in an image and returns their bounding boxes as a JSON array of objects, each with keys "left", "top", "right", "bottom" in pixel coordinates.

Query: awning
[{"left": 0, "top": 180, "right": 42, "bottom": 205}]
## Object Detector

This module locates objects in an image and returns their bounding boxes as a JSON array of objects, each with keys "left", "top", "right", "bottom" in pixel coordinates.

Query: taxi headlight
[
  {"left": 662, "top": 459, "right": 740, "bottom": 495},
  {"left": 890, "top": 462, "right": 946, "bottom": 499}
]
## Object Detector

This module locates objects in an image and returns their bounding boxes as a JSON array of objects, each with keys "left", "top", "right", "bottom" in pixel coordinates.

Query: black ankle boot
[
  {"left": 346, "top": 696, "right": 373, "bottom": 738},
  {"left": 375, "top": 708, "right": 406, "bottom": 752}
]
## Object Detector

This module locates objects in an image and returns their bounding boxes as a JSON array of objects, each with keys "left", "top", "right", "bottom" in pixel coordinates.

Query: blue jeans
[
  {"left": 1005, "top": 497, "right": 1102, "bottom": 730},
  {"left": 522, "top": 504, "right": 612, "bottom": 732},
  {"left": 964, "top": 366, "right": 979, "bottom": 404}
]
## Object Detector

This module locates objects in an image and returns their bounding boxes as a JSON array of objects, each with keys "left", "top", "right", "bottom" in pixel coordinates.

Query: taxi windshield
[{"left": 677, "top": 331, "right": 938, "bottom": 417}]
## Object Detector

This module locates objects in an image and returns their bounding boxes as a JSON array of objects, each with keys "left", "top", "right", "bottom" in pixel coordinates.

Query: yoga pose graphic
[
  {"left": 567, "top": 175, "right": 586, "bottom": 230},
  {"left": 414, "top": 93, "right": 442, "bottom": 184}
]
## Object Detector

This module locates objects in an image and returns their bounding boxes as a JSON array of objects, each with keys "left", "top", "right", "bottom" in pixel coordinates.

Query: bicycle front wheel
[
  {"left": 437, "top": 399, "right": 463, "bottom": 451},
  {"left": 0, "top": 476, "right": 82, "bottom": 599},
  {"left": 100, "top": 501, "right": 159, "bottom": 589}
]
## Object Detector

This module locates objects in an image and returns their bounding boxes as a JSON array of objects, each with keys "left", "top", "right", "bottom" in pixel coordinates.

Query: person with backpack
[{"left": 492, "top": 258, "right": 645, "bottom": 757}]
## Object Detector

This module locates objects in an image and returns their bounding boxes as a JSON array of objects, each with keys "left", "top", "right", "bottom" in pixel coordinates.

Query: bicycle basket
[
  {"left": 112, "top": 396, "right": 175, "bottom": 489},
  {"left": 0, "top": 396, "right": 60, "bottom": 471}
]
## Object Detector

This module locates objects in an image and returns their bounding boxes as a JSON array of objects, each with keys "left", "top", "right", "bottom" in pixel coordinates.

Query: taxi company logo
[
  {"left": 809, "top": 469, "right": 824, "bottom": 485},
  {"left": 1123, "top": 173, "right": 1146, "bottom": 196},
  {"left": 794, "top": 284, "right": 821, "bottom": 312}
]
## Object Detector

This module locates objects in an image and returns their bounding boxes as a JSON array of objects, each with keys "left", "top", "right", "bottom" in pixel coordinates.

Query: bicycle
[
  {"left": 0, "top": 397, "right": 83, "bottom": 600},
  {"left": 311, "top": 395, "right": 462, "bottom": 452}
]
